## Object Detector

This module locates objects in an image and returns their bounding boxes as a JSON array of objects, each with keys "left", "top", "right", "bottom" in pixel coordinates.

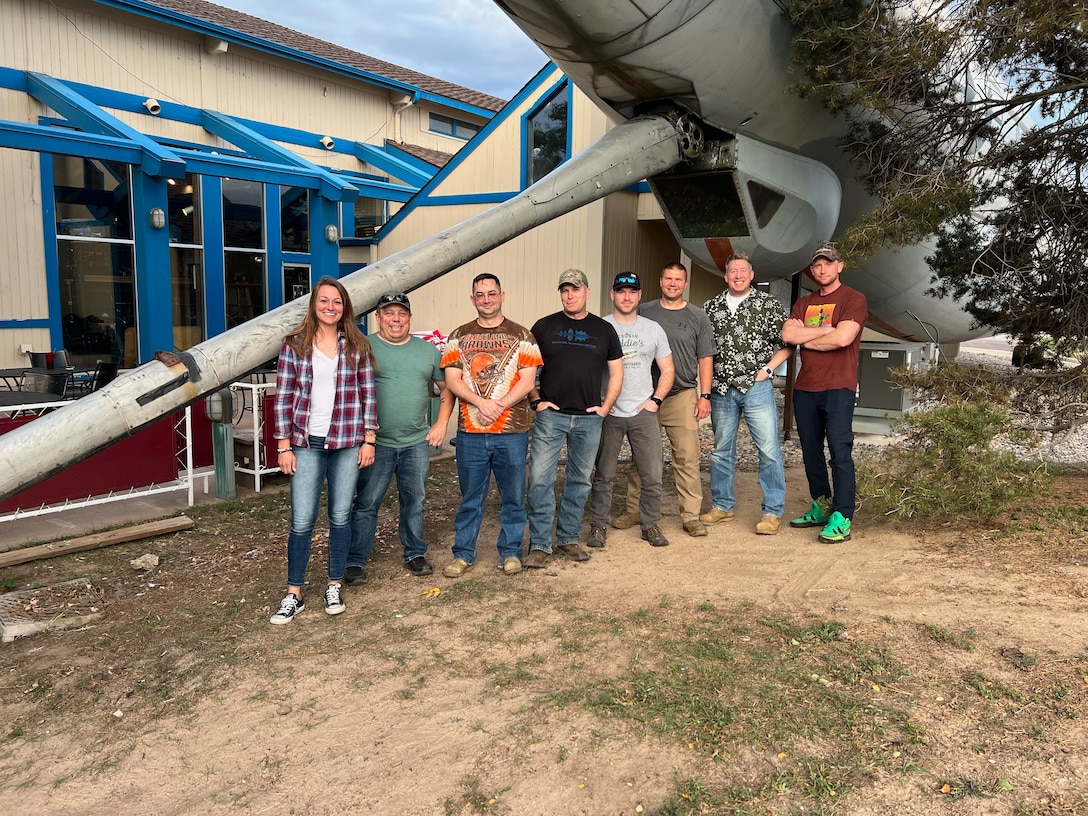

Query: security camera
[
  {"left": 143, "top": 98, "right": 162, "bottom": 115},
  {"left": 319, "top": 135, "right": 335, "bottom": 150}
]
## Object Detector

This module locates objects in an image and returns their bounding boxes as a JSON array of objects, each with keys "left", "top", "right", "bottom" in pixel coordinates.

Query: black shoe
[
  {"left": 404, "top": 556, "right": 433, "bottom": 576},
  {"left": 343, "top": 565, "right": 368, "bottom": 586}
]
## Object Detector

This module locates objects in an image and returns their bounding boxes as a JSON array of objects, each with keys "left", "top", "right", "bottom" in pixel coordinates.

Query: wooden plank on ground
[{"left": 0, "top": 516, "right": 193, "bottom": 569}]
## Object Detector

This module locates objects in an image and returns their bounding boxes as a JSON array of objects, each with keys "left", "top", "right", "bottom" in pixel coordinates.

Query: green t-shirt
[{"left": 369, "top": 335, "right": 444, "bottom": 448}]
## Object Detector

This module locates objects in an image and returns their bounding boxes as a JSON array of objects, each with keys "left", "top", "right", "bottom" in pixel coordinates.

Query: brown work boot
[
  {"left": 699, "top": 507, "right": 735, "bottom": 525},
  {"left": 755, "top": 515, "right": 781, "bottom": 535},
  {"left": 641, "top": 524, "right": 669, "bottom": 547},
  {"left": 683, "top": 519, "right": 708, "bottom": 537},
  {"left": 556, "top": 542, "right": 591, "bottom": 561},
  {"left": 523, "top": 549, "right": 550, "bottom": 569},
  {"left": 611, "top": 512, "right": 639, "bottom": 530}
]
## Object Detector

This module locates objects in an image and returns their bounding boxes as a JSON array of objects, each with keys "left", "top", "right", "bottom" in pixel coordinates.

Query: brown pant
[{"left": 625, "top": 389, "right": 703, "bottom": 523}]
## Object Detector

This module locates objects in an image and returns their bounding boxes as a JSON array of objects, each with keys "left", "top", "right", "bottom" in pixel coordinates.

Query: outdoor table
[
  {"left": 0, "top": 391, "right": 65, "bottom": 410},
  {"left": 0, "top": 366, "right": 95, "bottom": 391}
]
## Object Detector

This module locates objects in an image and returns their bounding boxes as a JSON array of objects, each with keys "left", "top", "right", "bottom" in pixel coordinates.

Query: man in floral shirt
[{"left": 700, "top": 253, "right": 793, "bottom": 535}]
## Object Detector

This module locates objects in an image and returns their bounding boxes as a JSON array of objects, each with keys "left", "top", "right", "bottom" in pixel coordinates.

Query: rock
[{"left": 129, "top": 554, "right": 159, "bottom": 571}]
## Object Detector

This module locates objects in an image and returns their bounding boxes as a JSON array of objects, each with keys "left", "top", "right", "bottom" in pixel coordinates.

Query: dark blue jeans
[
  {"left": 452, "top": 430, "right": 529, "bottom": 564},
  {"left": 348, "top": 439, "right": 430, "bottom": 566},
  {"left": 793, "top": 388, "right": 856, "bottom": 519}
]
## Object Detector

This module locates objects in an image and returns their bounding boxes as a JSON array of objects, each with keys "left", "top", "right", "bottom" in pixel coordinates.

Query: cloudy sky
[{"left": 213, "top": 0, "right": 548, "bottom": 100}]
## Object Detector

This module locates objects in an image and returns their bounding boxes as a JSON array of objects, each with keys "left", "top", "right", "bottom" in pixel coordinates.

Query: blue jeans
[
  {"left": 452, "top": 430, "right": 528, "bottom": 563},
  {"left": 527, "top": 409, "right": 603, "bottom": 552},
  {"left": 709, "top": 380, "right": 786, "bottom": 517},
  {"left": 793, "top": 388, "right": 856, "bottom": 519},
  {"left": 348, "top": 439, "right": 431, "bottom": 566},
  {"left": 589, "top": 410, "right": 663, "bottom": 527},
  {"left": 286, "top": 435, "right": 359, "bottom": 587}
]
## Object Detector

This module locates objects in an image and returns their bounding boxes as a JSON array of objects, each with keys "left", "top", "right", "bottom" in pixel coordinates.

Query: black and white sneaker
[
  {"left": 324, "top": 583, "right": 346, "bottom": 615},
  {"left": 270, "top": 592, "right": 304, "bottom": 625}
]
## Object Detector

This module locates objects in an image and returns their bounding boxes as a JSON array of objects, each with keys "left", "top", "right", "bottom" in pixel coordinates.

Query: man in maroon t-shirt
[{"left": 782, "top": 246, "right": 868, "bottom": 544}]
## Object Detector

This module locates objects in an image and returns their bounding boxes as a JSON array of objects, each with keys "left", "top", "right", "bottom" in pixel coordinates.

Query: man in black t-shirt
[{"left": 525, "top": 268, "right": 623, "bottom": 568}]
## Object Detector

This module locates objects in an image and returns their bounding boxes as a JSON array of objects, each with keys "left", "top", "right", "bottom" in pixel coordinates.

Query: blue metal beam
[
  {"left": 200, "top": 110, "right": 357, "bottom": 201},
  {"left": 352, "top": 142, "right": 432, "bottom": 188},
  {"left": 0, "top": 120, "right": 147, "bottom": 163},
  {"left": 25, "top": 72, "right": 185, "bottom": 177}
]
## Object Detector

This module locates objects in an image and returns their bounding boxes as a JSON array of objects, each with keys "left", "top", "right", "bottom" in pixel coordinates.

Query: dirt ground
[{"left": 1, "top": 457, "right": 1086, "bottom": 815}]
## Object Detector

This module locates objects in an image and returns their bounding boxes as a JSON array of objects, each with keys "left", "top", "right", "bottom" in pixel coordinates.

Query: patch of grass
[
  {"left": 917, "top": 622, "right": 978, "bottom": 651},
  {"left": 936, "top": 775, "right": 994, "bottom": 800},
  {"left": 443, "top": 774, "right": 509, "bottom": 815},
  {"left": 962, "top": 670, "right": 1025, "bottom": 703},
  {"left": 568, "top": 605, "right": 916, "bottom": 811}
]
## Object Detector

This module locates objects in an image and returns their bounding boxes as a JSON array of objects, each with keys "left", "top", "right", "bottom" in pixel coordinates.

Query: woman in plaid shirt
[{"left": 270, "top": 277, "right": 377, "bottom": 625}]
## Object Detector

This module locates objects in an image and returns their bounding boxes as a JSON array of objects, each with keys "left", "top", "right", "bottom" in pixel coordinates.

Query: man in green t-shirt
[{"left": 347, "top": 291, "right": 454, "bottom": 582}]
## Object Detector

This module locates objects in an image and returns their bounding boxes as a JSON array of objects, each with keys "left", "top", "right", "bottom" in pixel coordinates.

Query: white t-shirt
[{"left": 307, "top": 346, "right": 337, "bottom": 438}]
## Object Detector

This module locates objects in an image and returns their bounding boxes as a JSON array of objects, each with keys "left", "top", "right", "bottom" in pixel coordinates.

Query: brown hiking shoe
[
  {"left": 611, "top": 512, "right": 639, "bottom": 530},
  {"left": 683, "top": 520, "right": 708, "bottom": 537},
  {"left": 523, "top": 549, "right": 550, "bottom": 569},
  {"left": 755, "top": 515, "right": 781, "bottom": 535},
  {"left": 556, "top": 542, "right": 591, "bottom": 561},
  {"left": 699, "top": 507, "right": 735, "bottom": 525},
  {"left": 641, "top": 524, "right": 669, "bottom": 547}
]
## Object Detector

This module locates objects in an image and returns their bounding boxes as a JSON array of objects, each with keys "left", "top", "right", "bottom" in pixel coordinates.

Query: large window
[
  {"left": 223, "top": 179, "right": 265, "bottom": 328},
  {"left": 526, "top": 84, "right": 569, "bottom": 186},
  {"left": 169, "top": 173, "right": 204, "bottom": 351},
  {"left": 53, "top": 156, "right": 135, "bottom": 364},
  {"left": 280, "top": 186, "right": 310, "bottom": 252}
]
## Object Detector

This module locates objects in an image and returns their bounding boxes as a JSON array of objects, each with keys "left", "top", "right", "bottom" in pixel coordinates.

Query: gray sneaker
[
  {"left": 587, "top": 524, "right": 607, "bottom": 548},
  {"left": 641, "top": 524, "right": 669, "bottom": 547}
]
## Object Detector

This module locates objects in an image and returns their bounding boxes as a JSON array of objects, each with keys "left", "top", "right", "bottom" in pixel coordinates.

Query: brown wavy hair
[{"left": 284, "top": 276, "right": 371, "bottom": 364}]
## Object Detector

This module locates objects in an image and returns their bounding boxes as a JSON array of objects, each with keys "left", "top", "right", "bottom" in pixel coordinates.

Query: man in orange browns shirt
[{"left": 440, "top": 273, "right": 542, "bottom": 577}]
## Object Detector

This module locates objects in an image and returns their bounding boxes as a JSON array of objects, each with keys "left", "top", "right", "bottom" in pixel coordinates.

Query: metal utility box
[{"left": 856, "top": 341, "right": 925, "bottom": 415}]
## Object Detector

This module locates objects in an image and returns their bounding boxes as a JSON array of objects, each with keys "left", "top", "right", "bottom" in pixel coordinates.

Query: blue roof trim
[
  {"left": 200, "top": 110, "right": 356, "bottom": 200},
  {"left": 420, "top": 193, "right": 519, "bottom": 206},
  {"left": 378, "top": 64, "right": 562, "bottom": 242},
  {"left": 0, "top": 319, "right": 49, "bottom": 330},
  {"left": 352, "top": 143, "right": 431, "bottom": 188},
  {"left": 0, "top": 119, "right": 151, "bottom": 163},
  {"left": 25, "top": 72, "right": 185, "bottom": 177},
  {"left": 414, "top": 91, "right": 499, "bottom": 120},
  {"left": 91, "top": 1, "right": 497, "bottom": 118}
]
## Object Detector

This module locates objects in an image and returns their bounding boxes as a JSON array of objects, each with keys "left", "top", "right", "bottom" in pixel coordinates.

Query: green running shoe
[
  {"left": 789, "top": 497, "right": 831, "bottom": 528},
  {"left": 818, "top": 511, "right": 852, "bottom": 543}
]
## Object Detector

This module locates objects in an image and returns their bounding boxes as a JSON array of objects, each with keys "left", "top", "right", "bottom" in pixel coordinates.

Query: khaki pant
[{"left": 625, "top": 388, "right": 703, "bottom": 523}]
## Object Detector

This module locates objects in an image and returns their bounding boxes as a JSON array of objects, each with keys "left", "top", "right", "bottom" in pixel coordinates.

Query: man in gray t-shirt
[
  {"left": 617, "top": 262, "right": 715, "bottom": 537},
  {"left": 587, "top": 272, "right": 675, "bottom": 548}
]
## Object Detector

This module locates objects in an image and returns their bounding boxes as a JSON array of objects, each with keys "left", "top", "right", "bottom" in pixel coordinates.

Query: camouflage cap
[{"left": 557, "top": 268, "right": 590, "bottom": 289}]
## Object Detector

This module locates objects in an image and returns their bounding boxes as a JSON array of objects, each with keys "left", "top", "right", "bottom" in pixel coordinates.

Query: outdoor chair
[{"left": 20, "top": 371, "right": 70, "bottom": 397}]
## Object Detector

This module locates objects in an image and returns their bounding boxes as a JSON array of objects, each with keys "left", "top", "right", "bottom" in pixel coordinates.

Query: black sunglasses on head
[{"left": 377, "top": 292, "right": 410, "bottom": 308}]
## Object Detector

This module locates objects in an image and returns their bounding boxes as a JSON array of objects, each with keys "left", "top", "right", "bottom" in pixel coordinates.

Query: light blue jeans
[
  {"left": 527, "top": 409, "right": 603, "bottom": 552},
  {"left": 348, "top": 439, "right": 431, "bottom": 566},
  {"left": 709, "top": 380, "right": 786, "bottom": 517},
  {"left": 452, "top": 430, "right": 529, "bottom": 564},
  {"left": 286, "top": 435, "right": 360, "bottom": 587}
]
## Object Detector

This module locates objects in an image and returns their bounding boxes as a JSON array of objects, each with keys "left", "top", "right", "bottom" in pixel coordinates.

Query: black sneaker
[
  {"left": 270, "top": 592, "right": 304, "bottom": 625},
  {"left": 324, "top": 583, "right": 346, "bottom": 615},
  {"left": 641, "top": 524, "right": 670, "bottom": 547},
  {"left": 404, "top": 556, "right": 434, "bottom": 576},
  {"left": 343, "top": 565, "right": 368, "bottom": 586}
]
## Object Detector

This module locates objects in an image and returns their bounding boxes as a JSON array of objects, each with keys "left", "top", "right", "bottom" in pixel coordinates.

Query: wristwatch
[
  {"left": 649, "top": 396, "right": 662, "bottom": 406},
  {"left": 530, "top": 398, "right": 542, "bottom": 410},
  {"left": 699, "top": 392, "right": 711, "bottom": 400},
  {"left": 763, "top": 366, "right": 774, "bottom": 377}
]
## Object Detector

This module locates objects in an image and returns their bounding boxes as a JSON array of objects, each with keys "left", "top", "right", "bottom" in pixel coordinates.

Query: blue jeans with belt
[
  {"left": 526, "top": 409, "right": 603, "bottom": 552},
  {"left": 709, "top": 379, "right": 786, "bottom": 517},
  {"left": 348, "top": 439, "right": 431, "bottom": 566},
  {"left": 286, "top": 435, "right": 359, "bottom": 587},
  {"left": 452, "top": 430, "right": 529, "bottom": 564}
]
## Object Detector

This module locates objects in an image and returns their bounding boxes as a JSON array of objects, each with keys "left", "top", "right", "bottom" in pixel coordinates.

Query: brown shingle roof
[
  {"left": 141, "top": 0, "right": 506, "bottom": 113},
  {"left": 386, "top": 140, "right": 453, "bottom": 169}
]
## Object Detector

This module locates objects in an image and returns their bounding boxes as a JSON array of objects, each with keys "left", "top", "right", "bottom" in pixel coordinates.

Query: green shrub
[{"left": 858, "top": 401, "right": 1049, "bottom": 521}]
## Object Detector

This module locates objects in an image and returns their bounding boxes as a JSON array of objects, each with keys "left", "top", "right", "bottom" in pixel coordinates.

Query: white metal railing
[
  {"left": 230, "top": 380, "right": 280, "bottom": 492},
  {"left": 0, "top": 406, "right": 206, "bottom": 523}
]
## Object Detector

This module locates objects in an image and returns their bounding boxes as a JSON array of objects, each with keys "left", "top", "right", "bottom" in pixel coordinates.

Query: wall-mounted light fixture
[
  {"left": 181, "top": 205, "right": 194, "bottom": 217},
  {"left": 325, "top": 224, "right": 339, "bottom": 243},
  {"left": 143, "top": 98, "right": 162, "bottom": 115},
  {"left": 149, "top": 208, "right": 166, "bottom": 230},
  {"left": 319, "top": 135, "right": 335, "bottom": 150}
]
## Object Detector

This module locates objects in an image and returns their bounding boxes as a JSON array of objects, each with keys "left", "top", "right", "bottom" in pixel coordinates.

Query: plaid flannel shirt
[{"left": 273, "top": 334, "right": 377, "bottom": 449}]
